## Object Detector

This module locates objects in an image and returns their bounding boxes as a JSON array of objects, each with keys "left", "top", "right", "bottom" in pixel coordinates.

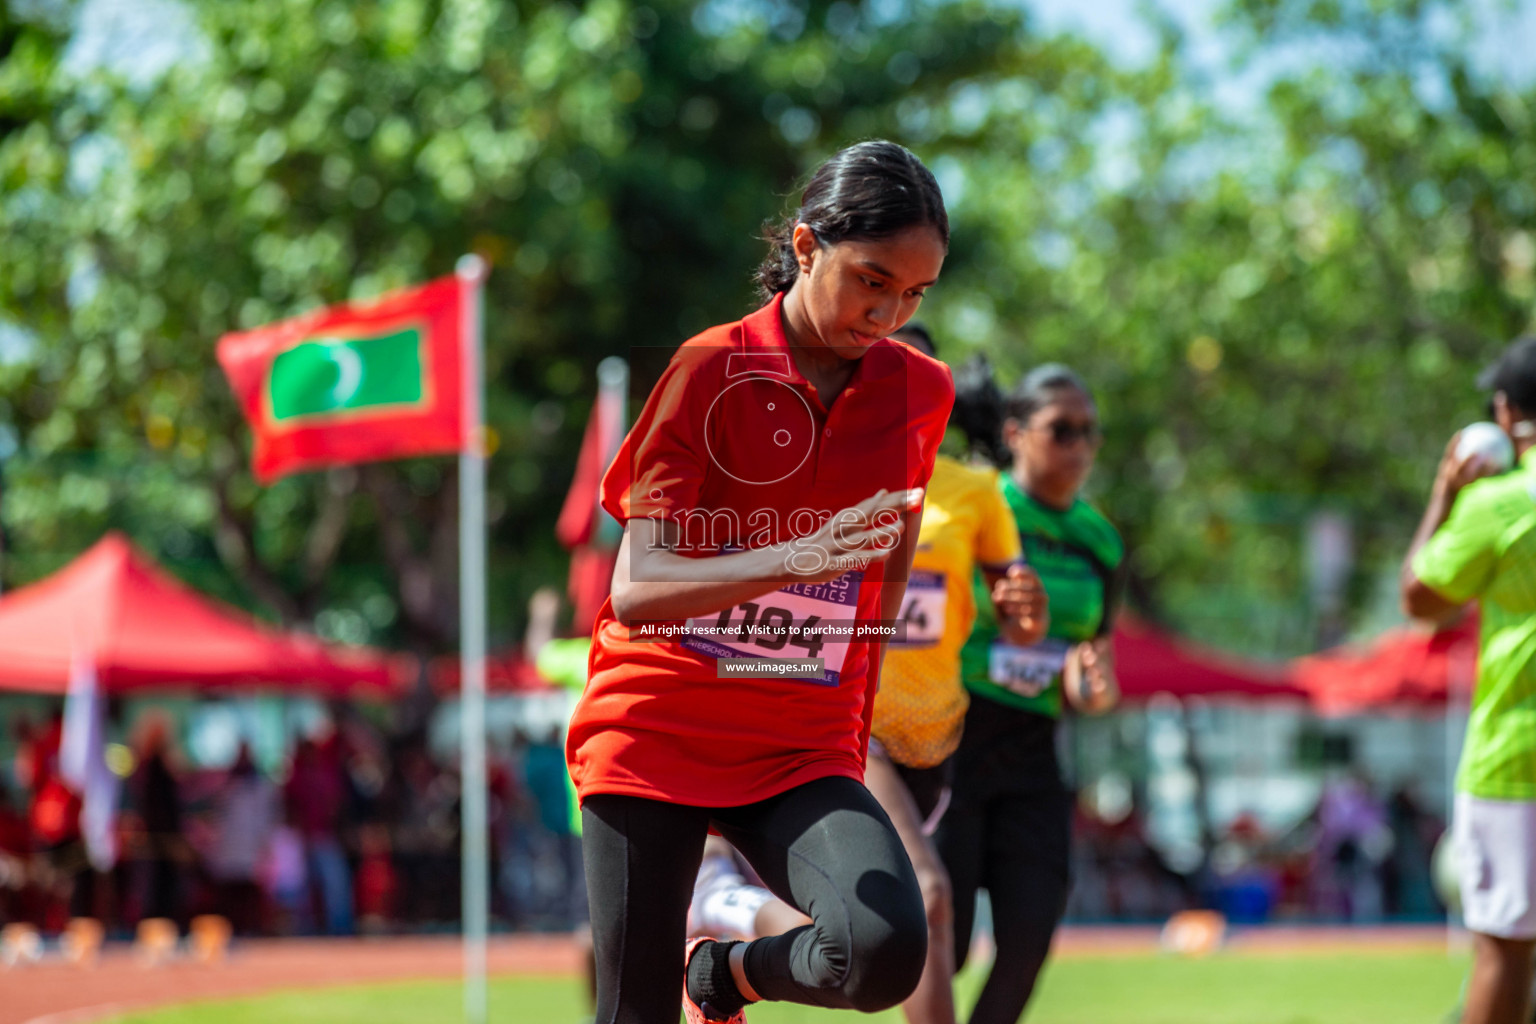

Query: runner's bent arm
[
  {"left": 1064, "top": 637, "right": 1119, "bottom": 715},
  {"left": 1401, "top": 434, "right": 1495, "bottom": 624},
  {"left": 611, "top": 488, "right": 918, "bottom": 625},
  {"left": 983, "top": 563, "right": 1049, "bottom": 647},
  {"left": 873, "top": 506, "right": 923, "bottom": 673}
]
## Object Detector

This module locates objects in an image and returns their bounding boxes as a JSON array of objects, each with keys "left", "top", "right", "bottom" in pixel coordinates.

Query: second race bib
[
  {"left": 988, "top": 638, "right": 1072, "bottom": 698},
  {"left": 893, "top": 570, "right": 947, "bottom": 648}
]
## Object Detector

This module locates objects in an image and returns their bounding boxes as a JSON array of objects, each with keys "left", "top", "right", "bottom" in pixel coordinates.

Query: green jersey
[
  {"left": 961, "top": 473, "right": 1124, "bottom": 717},
  {"left": 1413, "top": 448, "right": 1536, "bottom": 801}
]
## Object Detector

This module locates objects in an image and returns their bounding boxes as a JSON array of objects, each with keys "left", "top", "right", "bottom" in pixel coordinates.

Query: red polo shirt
[{"left": 567, "top": 294, "right": 953, "bottom": 807}]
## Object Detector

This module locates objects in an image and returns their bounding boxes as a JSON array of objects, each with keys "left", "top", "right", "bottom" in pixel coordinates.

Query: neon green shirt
[
  {"left": 536, "top": 637, "right": 592, "bottom": 691},
  {"left": 961, "top": 473, "right": 1124, "bottom": 717},
  {"left": 1414, "top": 447, "right": 1536, "bottom": 801}
]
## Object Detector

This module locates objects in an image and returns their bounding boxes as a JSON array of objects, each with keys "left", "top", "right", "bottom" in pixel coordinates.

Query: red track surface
[
  {"left": 0, "top": 926, "right": 1453, "bottom": 1024},
  {"left": 1, "top": 935, "right": 582, "bottom": 1024}
]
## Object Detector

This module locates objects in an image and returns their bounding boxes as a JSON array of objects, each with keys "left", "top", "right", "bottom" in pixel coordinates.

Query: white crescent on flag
[{"left": 322, "top": 340, "right": 364, "bottom": 407}]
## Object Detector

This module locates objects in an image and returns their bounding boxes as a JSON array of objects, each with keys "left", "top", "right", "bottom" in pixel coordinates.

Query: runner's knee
[{"left": 839, "top": 883, "right": 928, "bottom": 1011}]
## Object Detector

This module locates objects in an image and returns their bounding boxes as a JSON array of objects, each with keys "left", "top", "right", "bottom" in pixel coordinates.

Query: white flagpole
[{"left": 456, "top": 253, "right": 489, "bottom": 1024}]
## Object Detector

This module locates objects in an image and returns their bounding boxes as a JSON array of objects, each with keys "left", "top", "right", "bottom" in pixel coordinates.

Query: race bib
[
  {"left": 893, "top": 570, "right": 947, "bottom": 647},
  {"left": 988, "top": 638, "right": 1071, "bottom": 698},
  {"left": 682, "top": 571, "right": 864, "bottom": 686}
]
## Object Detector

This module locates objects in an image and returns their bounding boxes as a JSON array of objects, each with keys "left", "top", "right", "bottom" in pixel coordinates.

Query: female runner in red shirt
[{"left": 566, "top": 140, "right": 955, "bottom": 1024}]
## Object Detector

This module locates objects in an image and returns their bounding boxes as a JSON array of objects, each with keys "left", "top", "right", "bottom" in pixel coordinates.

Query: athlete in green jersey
[
  {"left": 960, "top": 470, "right": 1123, "bottom": 719},
  {"left": 1402, "top": 336, "right": 1536, "bottom": 1024},
  {"left": 938, "top": 363, "right": 1124, "bottom": 1024}
]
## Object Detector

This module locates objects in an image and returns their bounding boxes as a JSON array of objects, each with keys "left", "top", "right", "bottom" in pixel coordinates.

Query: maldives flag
[{"left": 217, "top": 276, "right": 467, "bottom": 482}]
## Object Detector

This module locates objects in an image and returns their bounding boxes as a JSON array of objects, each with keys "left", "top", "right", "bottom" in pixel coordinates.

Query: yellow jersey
[{"left": 873, "top": 455, "right": 1022, "bottom": 768}]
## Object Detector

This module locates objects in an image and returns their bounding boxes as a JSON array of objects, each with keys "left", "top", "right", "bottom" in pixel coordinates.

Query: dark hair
[
  {"left": 891, "top": 322, "right": 935, "bottom": 357},
  {"left": 1478, "top": 335, "right": 1536, "bottom": 414},
  {"left": 1004, "top": 363, "right": 1094, "bottom": 424},
  {"left": 952, "top": 354, "right": 1011, "bottom": 468},
  {"left": 757, "top": 140, "right": 949, "bottom": 301}
]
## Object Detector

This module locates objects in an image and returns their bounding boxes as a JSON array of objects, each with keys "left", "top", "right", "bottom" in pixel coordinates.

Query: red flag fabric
[
  {"left": 556, "top": 370, "right": 625, "bottom": 549},
  {"left": 217, "top": 276, "right": 466, "bottom": 482},
  {"left": 556, "top": 396, "right": 611, "bottom": 549},
  {"left": 566, "top": 545, "right": 619, "bottom": 635},
  {"left": 557, "top": 361, "right": 626, "bottom": 632}
]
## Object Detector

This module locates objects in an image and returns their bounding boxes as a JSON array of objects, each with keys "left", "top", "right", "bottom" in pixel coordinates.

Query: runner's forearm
[
  {"left": 612, "top": 531, "right": 817, "bottom": 624},
  {"left": 873, "top": 508, "right": 922, "bottom": 674}
]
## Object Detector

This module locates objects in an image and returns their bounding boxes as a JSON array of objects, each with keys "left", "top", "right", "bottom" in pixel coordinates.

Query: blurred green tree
[
  {"left": 0, "top": 0, "right": 1054, "bottom": 652},
  {"left": 917, "top": 0, "right": 1535, "bottom": 653},
  {"left": 2, "top": 0, "right": 1531, "bottom": 658}
]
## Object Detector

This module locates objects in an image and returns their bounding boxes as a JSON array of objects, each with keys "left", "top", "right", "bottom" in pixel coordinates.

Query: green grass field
[{"left": 104, "top": 950, "right": 1471, "bottom": 1024}]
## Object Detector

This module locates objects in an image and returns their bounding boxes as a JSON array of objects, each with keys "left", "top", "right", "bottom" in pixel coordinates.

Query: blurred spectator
[
  {"left": 1312, "top": 771, "right": 1392, "bottom": 921},
  {"left": 24, "top": 712, "right": 85, "bottom": 928},
  {"left": 1207, "top": 813, "right": 1280, "bottom": 925},
  {"left": 129, "top": 716, "right": 186, "bottom": 926},
  {"left": 260, "top": 819, "right": 308, "bottom": 935},
  {"left": 354, "top": 823, "right": 397, "bottom": 934},
  {"left": 12, "top": 715, "right": 40, "bottom": 795},
  {"left": 335, "top": 704, "right": 390, "bottom": 828},
  {"left": 385, "top": 741, "right": 459, "bottom": 926},
  {"left": 487, "top": 750, "right": 519, "bottom": 925},
  {"left": 0, "top": 783, "right": 31, "bottom": 923},
  {"left": 285, "top": 734, "right": 353, "bottom": 935},
  {"left": 1069, "top": 791, "right": 1190, "bottom": 923},
  {"left": 204, "top": 742, "right": 276, "bottom": 935},
  {"left": 524, "top": 724, "right": 581, "bottom": 928},
  {"left": 1383, "top": 783, "right": 1444, "bottom": 919},
  {"left": 500, "top": 730, "right": 540, "bottom": 928}
]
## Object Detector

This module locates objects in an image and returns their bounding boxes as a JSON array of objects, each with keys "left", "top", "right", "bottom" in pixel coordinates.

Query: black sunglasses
[{"left": 1034, "top": 420, "right": 1102, "bottom": 446}]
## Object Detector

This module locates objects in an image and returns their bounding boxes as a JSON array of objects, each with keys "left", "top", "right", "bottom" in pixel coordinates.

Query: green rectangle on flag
[{"left": 270, "top": 328, "right": 424, "bottom": 421}]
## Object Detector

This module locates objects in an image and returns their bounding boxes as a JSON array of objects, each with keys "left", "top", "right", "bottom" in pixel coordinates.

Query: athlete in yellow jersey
[
  {"left": 867, "top": 327, "right": 1049, "bottom": 1024},
  {"left": 876, "top": 454, "right": 1024, "bottom": 768}
]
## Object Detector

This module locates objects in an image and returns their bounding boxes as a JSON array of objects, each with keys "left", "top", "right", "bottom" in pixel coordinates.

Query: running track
[{"left": 1, "top": 927, "right": 1454, "bottom": 1024}]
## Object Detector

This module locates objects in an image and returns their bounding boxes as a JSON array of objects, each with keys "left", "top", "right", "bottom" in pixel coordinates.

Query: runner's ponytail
[{"left": 953, "top": 354, "right": 1010, "bottom": 468}]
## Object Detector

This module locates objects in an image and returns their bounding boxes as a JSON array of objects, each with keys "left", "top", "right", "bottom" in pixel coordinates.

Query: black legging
[
  {"left": 937, "top": 698, "right": 1072, "bottom": 1024},
  {"left": 582, "top": 774, "right": 927, "bottom": 1024}
]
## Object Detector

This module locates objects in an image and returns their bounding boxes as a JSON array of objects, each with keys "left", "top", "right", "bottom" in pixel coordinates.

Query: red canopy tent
[
  {"left": 0, "top": 533, "right": 405, "bottom": 695},
  {"left": 1112, "top": 615, "right": 1305, "bottom": 702},
  {"left": 1291, "top": 614, "right": 1480, "bottom": 714}
]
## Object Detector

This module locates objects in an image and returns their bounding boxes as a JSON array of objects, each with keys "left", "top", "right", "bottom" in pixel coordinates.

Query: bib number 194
[
  {"left": 705, "top": 602, "right": 826, "bottom": 660},
  {"left": 681, "top": 570, "right": 863, "bottom": 686}
]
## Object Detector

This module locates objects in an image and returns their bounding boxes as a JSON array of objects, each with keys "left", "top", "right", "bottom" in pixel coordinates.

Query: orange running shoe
[{"left": 682, "top": 936, "right": 748, "bottom": 1024}]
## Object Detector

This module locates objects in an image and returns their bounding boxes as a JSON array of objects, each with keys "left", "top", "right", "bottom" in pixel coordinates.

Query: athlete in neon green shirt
[{"left": 1402, "top": 336, "right": 1536, "bottom": 1024}]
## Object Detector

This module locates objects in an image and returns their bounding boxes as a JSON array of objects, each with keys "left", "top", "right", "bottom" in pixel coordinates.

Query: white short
[
  {"left": 1454, "top": 792, "right": 1536, "bottom": 939},
  {"left": 687, "top": 853, "right": 775, "bottom": 941}
]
